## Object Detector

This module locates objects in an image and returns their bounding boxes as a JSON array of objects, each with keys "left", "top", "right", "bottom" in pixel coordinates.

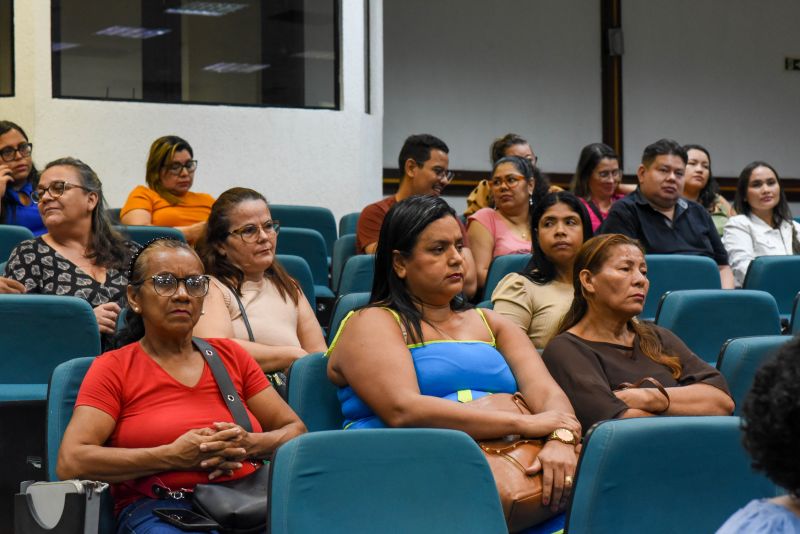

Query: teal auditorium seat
[
  {"left": 275, "top": 254, "right": 317, "bottom": 311},
  {"left": 742, "top": 255, "right": 800, "bottom": 320},
  {"left": 0, "top": 224, "right": 34, "bottom": 261},
  {"left": 717, "top": 335, "right": 789, "bottom": 416},
  {"left": 641, "top": 254, "right": 721, "bottom": 321},
  {"left": 269, "top": 429, "right": 506, "bottom": 534},
  {"left": 482, "top": 253, "right": 529, "bottom": 301},
  {"left": 286, "top": 352, "right": 342, "bottom": 432},
  {"left": 46, "top": 357, "right": 95, "bottom": 481},
  {"left": 276, "top": 228, "right": 335, "bottom": 299},
  {"left": 0, "top": 295, "right": 101, "bottom": 401},
  {"left": 46, "top": 357, "right": 115, "bottom": 532},
  {"left": 113, "top": 224, "right": 185, "bottom": 245},
  {"left": 654, "top": 290, "right": 781, "bottom": 364},
  {"left": 331, "top": 233, "right": 357, "bottom": 293},
  {"left": 337, "top": 254, "right": 375, "bottom": 296},
  {"left": 269, "top": 204, "right": 337, "bottom": 257},
  {"left": 327, "top": 292, "right": 370, "bottom": 344},
  {"left": 565, "top": 417, "right": 779, "bottom": 534},
  {"left": 338, "top": 211, "right": 360, "bottom": 237}
]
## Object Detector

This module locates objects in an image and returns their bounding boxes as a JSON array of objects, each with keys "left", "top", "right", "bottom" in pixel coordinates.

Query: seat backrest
[
  {"left": 105, "top": 208, "right": 122, "bottom": 224},
  {"left": 565, "top": 417, "right": 778, "bottom": 534},
  {"left": 327, "top": 292, "right": 370, "bottom": 344},
  {"left": 0, "top": 224, "right": 34, "bottom": 261},
  {"left": 46, "top": 357, "right": 95, "bottom": 481},
  {"left": 114, "top": 224, "right": 185, "bottom": 245},
  {"left": 286, "top": 352, "right": 343, "bottom": 432},
  {"left": 742, "top": 255, "right": 800, "bottom": 317},
  {"left": 717, "top": 335, "right": 789, "bottom": 415},
  {"left": 641, "top": 254, "right": 721, "bottom": 321},
  {"left": 337, "top": 254, "right": 375, "bottom": 296},
  {"left": 276, "top": 227, "right": 329, "bottom": 288},
  {"left": 275, "top": 254, "right": 316, "bottom": 310},
  {"left": 482, "top": 254, "right": 529, "bottom": 301},
  {"left": 330, "top": 234, "right": 357, "bottom": 293},
  {"left": 338, "top": 212, "right": 360, "bottom": 238},
  {"left": 791, "top": 292, "right": 800, "bottom": 335},
  {"left": 654, "top": 289, "right": 781, "bottom": 364},
  {"left": 269, "top": 205, "right": 337, "bottom": 256},
  {"left": 0, "top": 295, "right": 101, "bottom": 387},
  {"left": 269, "top": 429, "right": 506, "bottom": 534}
]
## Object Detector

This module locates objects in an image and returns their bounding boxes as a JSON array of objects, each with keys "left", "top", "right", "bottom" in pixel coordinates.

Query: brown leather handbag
[{"left": 469, "top": 393, "right": 573, "bottom": 533}]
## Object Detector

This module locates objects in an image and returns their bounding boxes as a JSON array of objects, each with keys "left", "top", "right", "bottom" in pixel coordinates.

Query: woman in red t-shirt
[{"left": 57, "top": 238, "right": 306, "bottom": 531}]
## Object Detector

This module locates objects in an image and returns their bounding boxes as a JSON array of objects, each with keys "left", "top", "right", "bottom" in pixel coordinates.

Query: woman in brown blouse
[{"left": 541, "top": 233, "right": 734, "bottom": 431}]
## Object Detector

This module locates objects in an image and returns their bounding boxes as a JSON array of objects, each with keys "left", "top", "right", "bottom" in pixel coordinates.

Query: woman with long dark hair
[
  {"left": 194, "top": 187, "right": 326, "bottom": 372},
  {"left": 541, "top": 234, "right": 733, "bottom": 432},
  {"left": 0, "top": 120, "right": 44, "bottom": 235},
  {"left": 569, "top": 143, "right": 634, "bottom": 234},
  {"left": 681, "top": 144, "right": 734, "bottom": 236},
  {"left": 491, "top": 192, "right": 592, "bottom": 348},
  {"left": 4, "top": 157, "right": 137, "bottom": 348},
  {"left": 722, "top": 161, "right": 800, "bottom": 287},
  {"left": 327, "top": 195, "right": 580, "bottom": 529}
]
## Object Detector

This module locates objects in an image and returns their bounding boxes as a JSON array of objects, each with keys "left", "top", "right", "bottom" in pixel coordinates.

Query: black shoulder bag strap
[
  {"left": 585, "top": 199, "right": 604, "bottom": 221},
  {"left": 229, "top": 289, "right": 288, "bottom": 397},
  {"left": 231, "top": 291, "right": 256, "bottom": 342},
  {"left": 192, "top": 336, "right": 253, "bottom": 432}
]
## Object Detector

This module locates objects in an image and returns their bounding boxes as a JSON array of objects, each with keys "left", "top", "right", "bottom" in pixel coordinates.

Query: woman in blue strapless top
[{"left": 327, "top": 195, "right": 581, "bottom": 531}]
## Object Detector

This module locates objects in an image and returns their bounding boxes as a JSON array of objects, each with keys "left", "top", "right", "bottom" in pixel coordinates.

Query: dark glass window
[
  {"left": 0, "top": 0, "right": 12, "bottom": 96},
  {"left": 51, "top": 0, "right": 339, "bottom": 109}
]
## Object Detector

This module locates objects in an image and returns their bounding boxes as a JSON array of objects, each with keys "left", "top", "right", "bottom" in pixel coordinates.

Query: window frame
[{"left": 49, "top": 0, "right": 342, "bottom": 110}]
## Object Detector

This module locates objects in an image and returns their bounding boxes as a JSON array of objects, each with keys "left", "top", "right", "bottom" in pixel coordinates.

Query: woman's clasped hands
[{"left": 168, "top": 423, "right": 256, "bottom": 480}]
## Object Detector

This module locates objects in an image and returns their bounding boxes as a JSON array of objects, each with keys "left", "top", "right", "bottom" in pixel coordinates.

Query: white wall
[
  {"left": 0, "top": 0, "right": 383, "bottom": 221},
  {"left": 383, "top": 0, "right": 602, "bottom": 174},
  {"left": 621, "top": 0, "right": 800, "bottom": 177}
]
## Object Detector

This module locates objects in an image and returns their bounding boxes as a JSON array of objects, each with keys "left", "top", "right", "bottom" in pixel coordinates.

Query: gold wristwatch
[{"left": 547, "top": 428, "right": 578, "bottom": 445}]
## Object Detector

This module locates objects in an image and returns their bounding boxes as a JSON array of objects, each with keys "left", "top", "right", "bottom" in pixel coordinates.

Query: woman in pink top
[
  {"left": 468, "top": 156, "right": 549, "bottom": 289},
  {"left": 570, "top": 143, "right": 634, "bottom": 234}
]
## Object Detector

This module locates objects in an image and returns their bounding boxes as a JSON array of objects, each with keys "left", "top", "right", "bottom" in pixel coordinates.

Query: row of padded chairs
[
  {"left": 44, "top": 354, "right": 777, "bottom": 533},
  {"left": 480, "top": 253, "right": 800, "bottom": 323}
]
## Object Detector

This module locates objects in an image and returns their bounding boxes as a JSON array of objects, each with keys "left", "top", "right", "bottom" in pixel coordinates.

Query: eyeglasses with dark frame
[
  {"left": 31, "top": 181, "right": 93, "bottom": 202},
  {"left": 0, "top": 142, "right": 33, "bottom": 163},
  {"left": 163, "top": 160, "right": 198, "bottom": 175},
  {"left": 132, "top": 273, "right": 210, "bottom": 298},
  {"left": 228, "top": 220, "right": 281, "bottom": 243},
  {"left": 490, "top": 174, "right": 527, "bottom": 189}
]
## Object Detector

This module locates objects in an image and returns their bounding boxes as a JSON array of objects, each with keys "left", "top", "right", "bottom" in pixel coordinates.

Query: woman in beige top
[
  {"left": 195, "top": 188, "right": 326, "bottom": 371},
  {"left": 492, "top": 192, "right": 593, "bottom": 349}
]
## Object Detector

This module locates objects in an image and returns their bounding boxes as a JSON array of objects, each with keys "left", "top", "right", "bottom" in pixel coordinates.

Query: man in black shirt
[{"left": 599, "top": 139, "right": 734, "bottom": 288}]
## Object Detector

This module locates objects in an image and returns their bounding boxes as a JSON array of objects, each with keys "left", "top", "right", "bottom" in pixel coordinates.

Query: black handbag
[
  {"left": 191, "top": 337, "right": 269, "bottom": 534},
  {"left": 230, "top": 291, "right": 289, "bottom": 399}
]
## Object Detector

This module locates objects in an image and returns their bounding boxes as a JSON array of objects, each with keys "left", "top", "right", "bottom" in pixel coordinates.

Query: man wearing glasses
[{"left": 356, "top": 134, "right": 477, "bottom": 298}]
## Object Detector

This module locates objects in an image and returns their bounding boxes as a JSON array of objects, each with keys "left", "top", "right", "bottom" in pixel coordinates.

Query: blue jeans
[{"left": 116, "top": 498, "right": 220, "bottom": 534}]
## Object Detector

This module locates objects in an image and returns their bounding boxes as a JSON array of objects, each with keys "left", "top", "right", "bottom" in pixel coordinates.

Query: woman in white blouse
[{"left": 722, "top": 161, "right": 800, "bottom": 287}]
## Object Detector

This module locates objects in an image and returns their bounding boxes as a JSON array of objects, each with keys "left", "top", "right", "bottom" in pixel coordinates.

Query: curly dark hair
[{"left": 741, "top": 338, "right": 800, "bottom": 498}]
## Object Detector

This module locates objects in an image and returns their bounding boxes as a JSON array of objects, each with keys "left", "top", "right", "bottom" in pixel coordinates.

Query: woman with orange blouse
[{"left": 120, "top": 136, "right": 214, "bottom": 244}]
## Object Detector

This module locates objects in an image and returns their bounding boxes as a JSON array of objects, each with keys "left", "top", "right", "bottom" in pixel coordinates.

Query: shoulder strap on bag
[
  {"left": 193, "top": 337, "right": 253, "bottom": 432},
  {"left": 231, "top": 291, "right": 256, "bottom": 342},
  {"left": 585, "top": 199, "right": 604, "bottom": 221}
]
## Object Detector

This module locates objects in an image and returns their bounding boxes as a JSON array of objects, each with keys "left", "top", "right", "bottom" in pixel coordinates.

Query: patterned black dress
[{"left": 5, "top": 237, "right": 139, "bottom": 348}]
